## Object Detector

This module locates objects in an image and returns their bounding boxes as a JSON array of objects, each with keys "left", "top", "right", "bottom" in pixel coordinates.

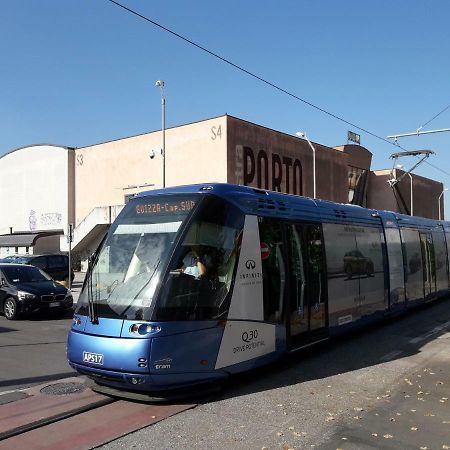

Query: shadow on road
[
  {"left": 0, "top": 372, "right": 77, "bottom": 389},
  {"left": 208, "top": 298, "right": 450, "bottom": 403}
]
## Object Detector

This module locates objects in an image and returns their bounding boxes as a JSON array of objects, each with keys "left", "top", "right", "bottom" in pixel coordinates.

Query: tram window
[
  {"left": 258, "top": 218, "right": 285, "bottom": 323},
  {"left": 432, "top": 230, "right": 447, "bottom": 292},
  {"left": 355, "top": 226, "right": 386, "bottom": 315},
  {"left": 400, "top": 228, "right": 423, "bottom": 301},
  {"left": 155, "top": 196, "right": 244, "bottom": 321},
  {"left": 322, "top": 223, "right": 360, "bottom": 324},
  {"left": 385, "top": 228, "right": 406, "bottom": 305},
  {"left": 446, "top": 232, "right": 450, "bottom": 286}
]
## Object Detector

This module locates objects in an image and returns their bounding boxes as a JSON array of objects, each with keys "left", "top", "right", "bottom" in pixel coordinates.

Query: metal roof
[{"left": 0, "top": 231, "right": 63, "bottom": 247}]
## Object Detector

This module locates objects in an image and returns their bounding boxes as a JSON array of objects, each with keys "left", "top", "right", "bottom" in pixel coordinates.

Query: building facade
[
  {"left": 0, "top": 115, "right": 444, "bottom": 263},
  {"left": 368, "top": 169, "right": 444, "bottom": 218},
  {"left": 0, "top": 145, "right": 74, "bottom": 257}
]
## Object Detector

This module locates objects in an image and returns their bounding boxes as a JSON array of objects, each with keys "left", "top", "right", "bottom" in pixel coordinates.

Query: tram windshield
[
  {"left": 75, "top": 194, "right": 198, "bottom": 320},
  {"left": 152, "top": 195, "right": 244, "bottom": 321},
  {"left": 76, "top": 193, "right": 245, "bottom": 321}
]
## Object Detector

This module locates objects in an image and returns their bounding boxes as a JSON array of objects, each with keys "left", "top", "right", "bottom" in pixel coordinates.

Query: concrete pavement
[{"left": 70, "top": 271, "right": 85, "bottom": 304}]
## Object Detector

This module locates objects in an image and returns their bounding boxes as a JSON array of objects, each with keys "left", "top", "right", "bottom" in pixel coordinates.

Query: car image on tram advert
[{"left": 67, "top": 183, "right": 450, "bottom": 399}]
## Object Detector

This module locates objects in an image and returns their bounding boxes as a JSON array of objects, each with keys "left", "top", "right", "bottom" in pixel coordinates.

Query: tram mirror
[
  {"left": 183, "top": 221, "right": 235, "bottom": 249},
  {"left": 183, "top": 222, "right": 220, "bottom": 247}
]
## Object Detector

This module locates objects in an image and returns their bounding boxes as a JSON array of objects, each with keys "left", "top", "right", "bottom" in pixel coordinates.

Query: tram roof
[{"left": 136, "top": 183, "right": 449, "bottom": 228}]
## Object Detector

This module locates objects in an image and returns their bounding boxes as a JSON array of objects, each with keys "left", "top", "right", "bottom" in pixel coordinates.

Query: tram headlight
[
  {"left": 129, "top": 323, "right": 161, "bottom": 335},
  {"left": 144, "top": 324, "right": 161, "bottom": 333}
]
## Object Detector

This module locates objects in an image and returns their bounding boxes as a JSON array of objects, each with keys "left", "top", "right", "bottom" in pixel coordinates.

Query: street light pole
[
  {"left": 155, "top": 80, "right": 165, "bottom": 188},
  {"left": 295, "top": 132, "right": 316, "bottom": 198},
  {"left": 438, "top": 188, "right": 448, "bottom": 220}
]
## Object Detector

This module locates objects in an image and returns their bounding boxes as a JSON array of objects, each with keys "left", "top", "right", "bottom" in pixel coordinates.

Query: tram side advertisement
[{"left": 216, "top": 215, "right": 276, "bottom": 369}]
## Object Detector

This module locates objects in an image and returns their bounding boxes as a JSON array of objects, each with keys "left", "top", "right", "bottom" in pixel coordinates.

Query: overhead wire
[
  {"left": 106, "top": 0, "right": 450, "bottom": 179},
  {"left": 417, "top": 103, "right": 450, "bottom": 132},
  {"left": 106, "top": 0, "right": 398, "bottom": 148}
]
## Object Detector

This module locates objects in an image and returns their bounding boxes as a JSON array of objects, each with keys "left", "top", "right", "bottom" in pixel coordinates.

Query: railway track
[{"left": 0, "top": 378, "right": 195, "bottom": 450}]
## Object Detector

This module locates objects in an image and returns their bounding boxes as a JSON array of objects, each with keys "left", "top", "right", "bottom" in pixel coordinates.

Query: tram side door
[
  {"left": 419, "top": 232, "right": 436, "bottom": 298},
  {"left": 286, "top": 222, "right": 328, "bottom": 349}
]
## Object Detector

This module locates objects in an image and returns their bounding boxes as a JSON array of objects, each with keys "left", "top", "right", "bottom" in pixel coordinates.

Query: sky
[{"left": 1, "top": 0, "right": 450, "bottom": 213}]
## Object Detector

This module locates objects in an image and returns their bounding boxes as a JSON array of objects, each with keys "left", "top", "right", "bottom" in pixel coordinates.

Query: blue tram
[{"left": 67, "top": 183, "right": 450, "bottom": 398}]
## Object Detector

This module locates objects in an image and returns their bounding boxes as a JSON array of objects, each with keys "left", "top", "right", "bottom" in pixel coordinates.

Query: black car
[
  {"left": 0, "top": 263, "right": 73, "bottom": 320},
  {"left": 11, "top": 254, "right": 74, "bottom": 284},
  {"left": 0, "top": 255, "right": 22, "bottom": 263},
  {"left": 343, "top": 250, "right": 374, "bottom": 278}
]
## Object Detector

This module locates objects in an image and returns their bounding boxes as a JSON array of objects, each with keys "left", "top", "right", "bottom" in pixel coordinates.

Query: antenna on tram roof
[{"left": 387, "top": 150, "right": 434, "bottom": 187}]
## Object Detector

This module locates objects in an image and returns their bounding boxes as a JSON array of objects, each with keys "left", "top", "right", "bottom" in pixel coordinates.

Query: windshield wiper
[
  {"left": 86, "top": 233, "right": 108, "bottom": 324},
  {"left": 87, "top": 257, "right": 97, "bottom": 324}
]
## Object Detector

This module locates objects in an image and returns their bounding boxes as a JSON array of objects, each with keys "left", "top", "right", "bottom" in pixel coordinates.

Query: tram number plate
[{"left": 83, "top": 351, "right": 104, "bottom": 365}]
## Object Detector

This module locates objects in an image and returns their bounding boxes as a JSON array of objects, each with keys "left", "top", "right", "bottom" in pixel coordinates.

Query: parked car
[
  {"left": 10, "top": 254, "right": 74, "bottom": 284},
  {"left": 0, "top": 255, "right": 23, "bottom": 263},
  {"left": 0, "top": 263, "right": 73, "bottom": 320},
  {"left": 343, "top": 250, "right": 374, "bottom": 278}
]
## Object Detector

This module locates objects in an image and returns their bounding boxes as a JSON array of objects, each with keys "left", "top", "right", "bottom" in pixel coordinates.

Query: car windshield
[
  {"left": 6, "top": 256, "right": 34, "bottom": 264},
  {"left": 75, "top": 194, "right": 198, "bottom": 320},
  {"left": 2, "top": 265, "right": 52, "bottom": 283}
]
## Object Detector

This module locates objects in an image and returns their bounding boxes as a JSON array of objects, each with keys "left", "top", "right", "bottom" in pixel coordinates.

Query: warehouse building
[{"left": 0, "top": 114, "right": 444, "bottom": 264}]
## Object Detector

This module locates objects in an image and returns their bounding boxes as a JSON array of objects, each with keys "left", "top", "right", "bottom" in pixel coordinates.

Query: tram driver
[{"left": 177, "top": 245, "right": 209, "bottom": 279}]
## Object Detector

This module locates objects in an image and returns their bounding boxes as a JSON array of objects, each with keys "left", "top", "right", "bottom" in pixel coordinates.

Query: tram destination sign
[{"left": 135, "top": 199, "right": 196, "bottom": 216}]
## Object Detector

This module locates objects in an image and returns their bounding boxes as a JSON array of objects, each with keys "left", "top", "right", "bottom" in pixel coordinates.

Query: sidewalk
[{"left": 70, "top": 272, "right": 85, "bottom": 304}]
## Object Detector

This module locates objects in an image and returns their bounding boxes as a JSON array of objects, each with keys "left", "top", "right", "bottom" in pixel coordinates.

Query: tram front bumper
[
  {"left": 67, "top": 324, "right": 227, "bottom": 392},
  {"left": 69, "top": 360, "right": 226, "bottom": 393}
]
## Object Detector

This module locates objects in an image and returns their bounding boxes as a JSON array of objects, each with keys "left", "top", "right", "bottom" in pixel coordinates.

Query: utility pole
[{"left": 155, "top": 80, "right": 166, "bottom": 188}]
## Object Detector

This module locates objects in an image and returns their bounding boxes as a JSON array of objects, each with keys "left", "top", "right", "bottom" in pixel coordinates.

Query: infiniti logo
[{"left": 245, "top": 259, "right": 256, "bottom": 270}]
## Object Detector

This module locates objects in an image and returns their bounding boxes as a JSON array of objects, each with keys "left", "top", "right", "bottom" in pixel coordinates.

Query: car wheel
[{"left": 4, "top": 297, "right": 19, "bottom": 320}]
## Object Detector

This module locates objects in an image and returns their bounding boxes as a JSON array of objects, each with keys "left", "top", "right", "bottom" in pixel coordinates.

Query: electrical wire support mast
[{"left": 387, "top": 127, "right": 450, "bottom": 141}]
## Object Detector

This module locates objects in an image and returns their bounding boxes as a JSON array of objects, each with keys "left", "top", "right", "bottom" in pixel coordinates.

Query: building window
[{"left": 348, "top": 166, "right": 367, "bottom": 205}]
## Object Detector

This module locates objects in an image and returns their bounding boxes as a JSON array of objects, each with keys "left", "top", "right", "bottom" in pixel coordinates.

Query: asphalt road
[
  {"left": 0, "top": 273, "right": 85, "bottom": 393},
  {"left": 0, "top": 310, "right": 75, "bottom": 393}
]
